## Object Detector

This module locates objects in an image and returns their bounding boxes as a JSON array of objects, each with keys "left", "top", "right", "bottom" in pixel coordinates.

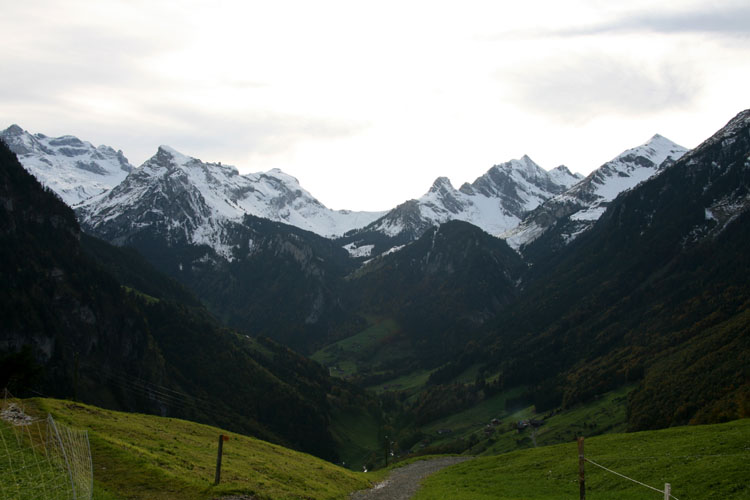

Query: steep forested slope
[
  {"left": 477, "top": 110, "right": 750, "bottom": 428},
  {"left": 347, "top": 220, "right": 524, "bottom": 367}
]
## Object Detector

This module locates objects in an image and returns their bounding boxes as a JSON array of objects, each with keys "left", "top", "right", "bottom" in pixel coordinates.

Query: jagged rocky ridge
[
  {"left": 340, "top": 156, "right": 582, "bottom": 257},
  {"left": 8, "top": 122, "right": 691, "bottom": 266},
  {"left": 78, "top": 145, "right": 385, "bottom": 258},
  {"left": 4, "top": 123, "right": 587, "bottom": 259}
]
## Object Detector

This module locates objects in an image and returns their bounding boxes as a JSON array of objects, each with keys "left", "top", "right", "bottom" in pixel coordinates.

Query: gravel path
[{"left": 349, "top": 457, "right": 472, "bottom": 500}]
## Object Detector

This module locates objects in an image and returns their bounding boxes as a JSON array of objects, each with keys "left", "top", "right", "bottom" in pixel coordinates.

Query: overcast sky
[{"left": 2, "top": 0, "right": 748, "bottom": 210}]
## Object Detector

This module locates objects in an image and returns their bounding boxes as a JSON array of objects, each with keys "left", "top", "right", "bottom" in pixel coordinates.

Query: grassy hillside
[
  {"left": 311, "top": 317, "right": 404, "bottom": 379},
  {"left": 5, "top": 402, "right": 747, "bottom": 500},
  {"left": 405, "top": 385, "right": 630, "bottom": 457},
  {"left": 311, "top": 316, "right": 429, "bottom": 393},
  {"left": 328, "top": 407, "right": 382, "bottom": 471},
  {"left": 414, "top": 419, "right": 750, "bottom": 500},
  {"left": 20, "top": 398, "right": 374, "bottom": 500}
]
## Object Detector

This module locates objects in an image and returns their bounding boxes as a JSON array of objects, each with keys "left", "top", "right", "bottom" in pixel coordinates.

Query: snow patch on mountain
[
  {"left": 1, "top": 124, "right": 133, "bottom": 206},
  {"left": 343, "top": 243, "right": 375, "bottom": 258},
  {"left": 570, "top": 206, "right": 607, "bottom": 221}
]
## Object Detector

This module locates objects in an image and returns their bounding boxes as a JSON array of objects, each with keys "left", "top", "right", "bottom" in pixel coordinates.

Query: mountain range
[
  {"left": 2, "top": 122, "right": 656, "bottom": 350},
  {"left": 2, "top": 109, "right": 748, "bottom": 455},
  {"left": 0, "top": 120, "right": 730, "bottom": 357},
  {"left": 0, "top": 139, "right": 378, "bottom": 461},
  {"left": 3, "top": 123, "right": 683, "bottom": 261}
]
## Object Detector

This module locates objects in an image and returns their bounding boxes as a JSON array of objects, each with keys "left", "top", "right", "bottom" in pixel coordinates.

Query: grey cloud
[
  {"left": 558, "top": 4, "right": 750, "bottom": 38},
  {"left": 0, "top": 22, "right": 171, "bottom": 104},
  {"left": 503, "top": 55, "right": 701, "bottom": 123},
  {"left": 484, "top": 3, "right": 750, "bottom": 42},
  {"left": 0, "top": 16, "right": 364, "bottom": 167}
]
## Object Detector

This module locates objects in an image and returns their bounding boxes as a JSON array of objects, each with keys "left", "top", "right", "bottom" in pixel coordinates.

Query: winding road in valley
[{"left": 349, "top": 456, "right": 472, "bottom": 500}]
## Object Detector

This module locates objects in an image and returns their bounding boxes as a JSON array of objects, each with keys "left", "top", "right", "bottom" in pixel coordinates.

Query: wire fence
[
  {"left": 0, "top": 392, "right": 92, "bottom": 500},
  {"left": 585, "top": 456, "right": 679, "bottom": 500},
  {"left": 577, "top": 435, "right": 688, "bottom": 500}
]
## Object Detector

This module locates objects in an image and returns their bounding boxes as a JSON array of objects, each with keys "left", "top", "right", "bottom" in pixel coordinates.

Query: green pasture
[
  {"left": 415, "top": 419, "right": 750, "bottom": 500},
  {"left": 17, "top": 398, "right": 372, "bottom": 500}
]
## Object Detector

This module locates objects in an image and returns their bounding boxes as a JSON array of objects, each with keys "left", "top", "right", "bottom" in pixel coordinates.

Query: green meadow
[
  {"left": 2, "top": 398, "right": 747, "bottom": 500},
  {"left": 10, "top": 398, "right": 375, "bottom": 500},
  {"left": 411, "top": 385, "right": 630, "bottom": 456},
  {"left": 311, "top": 317, "right": 405, "bottom": 379},
  {"left": 414, "top": 419, "right": 750, "bottom": 500}
]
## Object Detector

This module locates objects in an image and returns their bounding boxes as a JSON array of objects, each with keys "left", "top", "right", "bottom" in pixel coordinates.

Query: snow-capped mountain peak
[
  {"left": 549, "top": 165, "right": 580, "bottom": 186},
  {"left": 517, "top": 154, "right": 545, "bottom": 178},
  {"left": 80, "top": 145, "right": 386, "bottom": 259},
  {"left": 349, "top": 156, "right": 584, "bottom": 251},
  {"left": 150, "top": 145, "right": 193, "bottom": 170},
  {"left": 429, "top": 176, "right": 455, "bottom": 192},
  {"left": 1, "top": 125, "right": 133, "bottom": 206},
  {"left": 503, "top": 134, "right": 688, "bottom": 250},
  {"left": 584, "top": 134, "right": 687, "bottom": 202}
]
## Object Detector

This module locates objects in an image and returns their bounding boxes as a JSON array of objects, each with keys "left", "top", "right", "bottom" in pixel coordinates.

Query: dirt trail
[{"left": 349, "top": 456, "right": 471, "bottom": 500}]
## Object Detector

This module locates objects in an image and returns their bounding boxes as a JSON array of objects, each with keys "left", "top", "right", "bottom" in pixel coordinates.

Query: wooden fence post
[
  {"left": 215, "top": 434, "right": 228, "bottom": 485},
  {"left": 578, "top": 436, "right": 585, "bottom": 500},
  {"left": 664, "top": 483, "right": 671, "bottom": 500}
]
